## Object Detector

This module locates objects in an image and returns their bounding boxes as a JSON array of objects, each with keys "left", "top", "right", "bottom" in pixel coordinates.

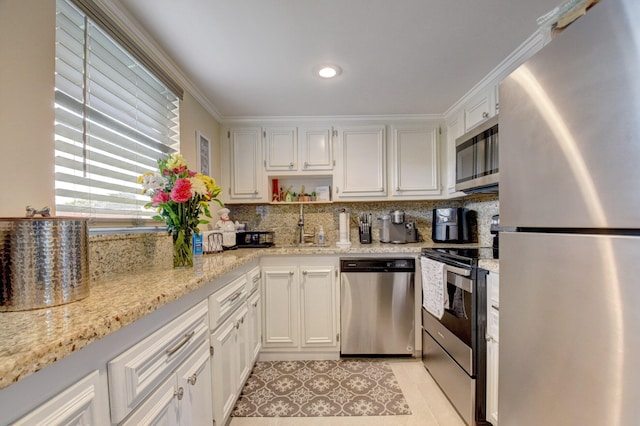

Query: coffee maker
[
  {"left": 431, "top": 208, "right": 473, "bottom": 243},
  {"left": 379, "top": 210, "right": 418, "bottom": 244}
]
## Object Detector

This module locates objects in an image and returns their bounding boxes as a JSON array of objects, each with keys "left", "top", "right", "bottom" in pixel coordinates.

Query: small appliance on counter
[
  {"left": 378, "top": 210, "right": 418, "bottom": 244},
  {"left": 490, "top": 214, "right": 500, "bottom": 250},
  {"left": 432, "top": 207, "right": 474, "bottom": 243},
  {"left": 235, "top": 231, "right": 275, "bottom": 248},
  {"left": 489, "top": 214, "right": 514, "bottom": 257}
]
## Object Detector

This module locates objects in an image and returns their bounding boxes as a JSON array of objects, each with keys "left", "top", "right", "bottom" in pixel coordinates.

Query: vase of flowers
[{"left": 138, "top": 153, "right": 223, "bottom": 267}]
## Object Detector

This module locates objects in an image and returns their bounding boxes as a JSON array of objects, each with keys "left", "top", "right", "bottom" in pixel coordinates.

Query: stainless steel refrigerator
[{"left": 499, "top": 0, "right": 640, "bottom": 424}]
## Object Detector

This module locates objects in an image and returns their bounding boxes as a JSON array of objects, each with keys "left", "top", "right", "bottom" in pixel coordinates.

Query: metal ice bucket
[{"left": 0, "top": 217, "right": 89, "bottom": 311}]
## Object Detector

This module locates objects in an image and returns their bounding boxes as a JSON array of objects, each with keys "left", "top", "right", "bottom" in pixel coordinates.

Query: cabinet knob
[
  {"left": 174, "top": 387, "right": 184, "bottom": 400},
  {"left": 482, "top": 112, "right": 489, "bottom": 118},
  {"left": 335, "top": 186, "right": 339, "bottom": 193},
  {"left": 289, "top": 271, "right": 294, "bottom": 276},
  {"left": 253, "top": 301, "right": 258, "bottom": 308},
  {"left": 188, "top": 373, "right": 197, "bottom": 385},
  {"left": 235, "top": 321, "right": 240, "bottom": 330},
  {"left": 302, "top": 270, "right": 307, "bottom": 275},
  {"left": 254, "top": 190, "right": 258, "bottom": 195},
  {"left": 396, "top": 187, "right": 400, "bottom": 191},
  {"left": 289, "top": 162, "right": 294, "bottom": 168},
  {"left": 303, "top": 162, "right": 308, "bottom": 168}
]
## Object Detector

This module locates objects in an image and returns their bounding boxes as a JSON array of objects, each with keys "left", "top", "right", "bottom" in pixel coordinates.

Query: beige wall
[
  {"left": 0, "top": 1, "right": 220, "bottom": 218},
  {"left": 0, "top": 0, "right": 56, "bottom": 217}
]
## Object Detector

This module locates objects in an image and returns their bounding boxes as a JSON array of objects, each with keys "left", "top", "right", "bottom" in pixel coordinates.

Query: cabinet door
[
  {"left": 247, "top": 290, "right": 262, "bottom": 365},
  {"left": 121, "top": 375, "right": 179, "bottom": 426},
  {"left": 235, "top": 306, "right": 251, "bottom": 386},
  {"left": 299, "top": 126, "right": 333, "bottom": 171},
  {"left": 226, "top": 127, "right": 265, "bottom": 201},
  {"left": 464, "top": 87, "right": 497, "bottom": 132},
  {"left": 445, "top": 112, "right": 465, "bottom": 195},
  {"left": 264, "top": 127, "right": 297, "bottom": 171},
  {"left": 335, "top": 125, "right": 386, "bottom": 199},
  {"left": 390, "top": 125, "right": 441, "bottom": 198},
  {"left": 300, "top": 265, "right": 338, "bottom": 348},
  {"left": 13, "top": 371, "right": 107, "bottom": 426},
  {"left": 211, "top": 318, "right": 238, "bottom": 426},
  {"left": 262, "top": 267, "right": 298, "bottom": 348},
  {"left": 176, "top": 341, "right": 212, "bottom": 426}
]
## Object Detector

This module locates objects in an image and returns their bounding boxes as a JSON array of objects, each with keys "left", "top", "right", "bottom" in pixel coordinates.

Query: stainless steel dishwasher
[{"left": 340, "top": 258, "right": 415, "bottom": 356}]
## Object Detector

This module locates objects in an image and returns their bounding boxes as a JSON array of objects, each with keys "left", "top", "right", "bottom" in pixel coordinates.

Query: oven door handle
[
  {"left": 444, "top": 266, "right": 473, "bottom": 294},
  {"left": 443, "top": 264, "right": 471, "bottom": 277}
]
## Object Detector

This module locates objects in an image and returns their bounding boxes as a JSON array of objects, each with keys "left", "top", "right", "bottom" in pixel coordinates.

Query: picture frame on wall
[{"left": 196, "top": 131, "right": 211, "bottom": 176}]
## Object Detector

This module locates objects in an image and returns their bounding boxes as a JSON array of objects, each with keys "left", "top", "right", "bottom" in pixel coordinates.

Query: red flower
[
  {"left": 174, "top": 165, "right": 187, "bottom": 175},
  {"left": 188, "top": 170, "right": 197, "bottom": 177},
  {"left": 170, "top": 178, "right": 192, "bottom": 203},
  {"left": 151, "top": 190, "right": 170, "bottom": 206}
]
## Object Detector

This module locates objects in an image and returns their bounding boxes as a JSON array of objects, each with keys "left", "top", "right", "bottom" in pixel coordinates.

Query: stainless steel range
[{"left": 420, "top": 247, "right": 495, "bottom": 426}]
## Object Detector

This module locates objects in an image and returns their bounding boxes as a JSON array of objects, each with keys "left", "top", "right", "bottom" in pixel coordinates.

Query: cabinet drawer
[
  {"left": 209, "top": 275, "right": 248, "bottom": 329},
  {"left": 246, "top": 267, "right": 261, "bottom": 295},
  {"left": 108, "top": 300, "right": 209, "bottom": 423}
]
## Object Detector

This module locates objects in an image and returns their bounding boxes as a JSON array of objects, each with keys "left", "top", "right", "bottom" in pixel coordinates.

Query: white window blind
[{"left": 55, "top": 0, "right": 180, "bottom": 221}]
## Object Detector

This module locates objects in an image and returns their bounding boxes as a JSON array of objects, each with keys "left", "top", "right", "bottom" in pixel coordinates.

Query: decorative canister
[{"left": 0, "top": 217, "right": 89, "bottom": 311}]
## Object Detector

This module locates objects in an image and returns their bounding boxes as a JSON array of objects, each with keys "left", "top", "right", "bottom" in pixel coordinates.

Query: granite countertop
[{"left": 0, "top": 241, "right": 497, "bottom": 390}]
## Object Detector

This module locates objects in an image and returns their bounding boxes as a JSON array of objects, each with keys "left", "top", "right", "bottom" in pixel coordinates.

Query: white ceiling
[{"left": 114, "top": 0, "right": 561, "bottom": 120}]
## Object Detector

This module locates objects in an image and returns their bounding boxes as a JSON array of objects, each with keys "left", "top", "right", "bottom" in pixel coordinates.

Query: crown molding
[
  {"left": 220, "top": 113, "right": 443, "bottom": 126},
  {"left": 443, "top": 29, "right": 546, "bottom": 119}
]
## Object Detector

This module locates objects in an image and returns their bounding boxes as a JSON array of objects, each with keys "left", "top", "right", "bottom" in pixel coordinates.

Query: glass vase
[{"left": 172, "top": 229, "right": 193, "bottom": 268}]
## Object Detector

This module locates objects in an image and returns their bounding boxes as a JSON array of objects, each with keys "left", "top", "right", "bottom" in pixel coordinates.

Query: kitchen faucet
[{"left": 297, "top": 203, "right": 305, "bottom": 244}]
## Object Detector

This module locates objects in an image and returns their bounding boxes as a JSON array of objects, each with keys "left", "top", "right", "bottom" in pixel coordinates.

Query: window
[{"left": 55, "top": 0, "right": 180, "bottom": 222}]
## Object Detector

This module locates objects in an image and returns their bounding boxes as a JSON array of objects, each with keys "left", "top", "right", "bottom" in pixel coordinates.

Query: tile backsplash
[
  {"left": 87, "top": 194, "right": 498, "bottom": 281},
  {"left": 226, "top": 194, "right": 498, "bottom": 247}
]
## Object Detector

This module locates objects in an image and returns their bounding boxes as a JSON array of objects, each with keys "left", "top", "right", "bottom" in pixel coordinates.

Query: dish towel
[{"left": 421, "top": 257, "right": 448, "bottom": 320}]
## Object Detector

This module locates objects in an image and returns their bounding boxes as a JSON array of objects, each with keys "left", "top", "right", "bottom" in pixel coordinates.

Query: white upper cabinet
[
  {"left": 445, "top": 111, "right": 465, "bottom": 196},
  {"left": 298, "top": 126, "right": 333, "bottom": 171},
  {"left": 221, "top": 127, "right": 266, "bottom": 203},
  {"left": 389, "top": 124, "right": 441, "bottom": 198},
  {"left": 264, "top": 127, "right": 298, "bottom": 171},
  {"left": 464, "top": 84, "right": 498, "bottom": 132},
  {"left": 334, "top": 125, "right": 387, "bottom": 200},
  {"left": 264, "top": 126, "right": 333, "bottom": 173}
]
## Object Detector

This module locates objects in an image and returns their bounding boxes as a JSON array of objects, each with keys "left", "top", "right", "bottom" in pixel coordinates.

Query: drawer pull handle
[
  {"left": 491, "top": 304, "right": 499, "bottom": 311},
  {"left": 253, "top": 301, "right": 258, "bottom": 308},
  {"left": 165, "top": 331, "right": 195, "bottom": 357},
  {"left": 235, "top": 321, "right": 240, "bottom": 330},
  {"left": 188, "top": 373, "right": 197, "bottom": 385},
  {"left": 174, "top": 387, "right": 184, "bottom": 400},
  {"left": 253, "top": 275, "right": 260, "bottom": 283},
  {"left": 229, "top": 292, "right": 242, "bottom": 302}
]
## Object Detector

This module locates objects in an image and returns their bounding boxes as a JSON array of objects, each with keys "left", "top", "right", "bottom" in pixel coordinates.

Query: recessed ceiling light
[{"left": 317, "top": 65, "right": 341, "bottom": 79}]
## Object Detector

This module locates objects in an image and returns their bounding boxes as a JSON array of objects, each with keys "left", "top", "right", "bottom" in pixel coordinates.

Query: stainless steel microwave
[{"left": 455, "top": 115, "right": 499, "bottom": 194}]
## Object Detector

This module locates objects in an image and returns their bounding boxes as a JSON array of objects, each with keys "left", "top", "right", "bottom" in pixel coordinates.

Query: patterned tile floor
[{"left": 230, "top": 359, "right": 465, "bottom": 426}]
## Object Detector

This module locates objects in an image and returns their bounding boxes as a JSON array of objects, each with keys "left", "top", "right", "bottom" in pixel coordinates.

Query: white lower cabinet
[
  {"left": 261, "top": 256, "right": 339, "bottom": 357},
  {"left": 247, "top": 289, "right": 262, "bottom": 364},
  {"left": 12, "top": 370, "right": 108, "bottom": 426},
  {"left": 486, "top": 272, "right": 500, "bottom": 426},
  {"left": 210, "top": 266, "right": 261, "bottom": 426},
  {"left": 121, "top": 341, "right": 212, "bottom": 426},
  {"left": 211, "top": 305, "right": 249, "bottom": 426},
  {"left": 108, "top": 300, "right": 212, "bottom": 425}
]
